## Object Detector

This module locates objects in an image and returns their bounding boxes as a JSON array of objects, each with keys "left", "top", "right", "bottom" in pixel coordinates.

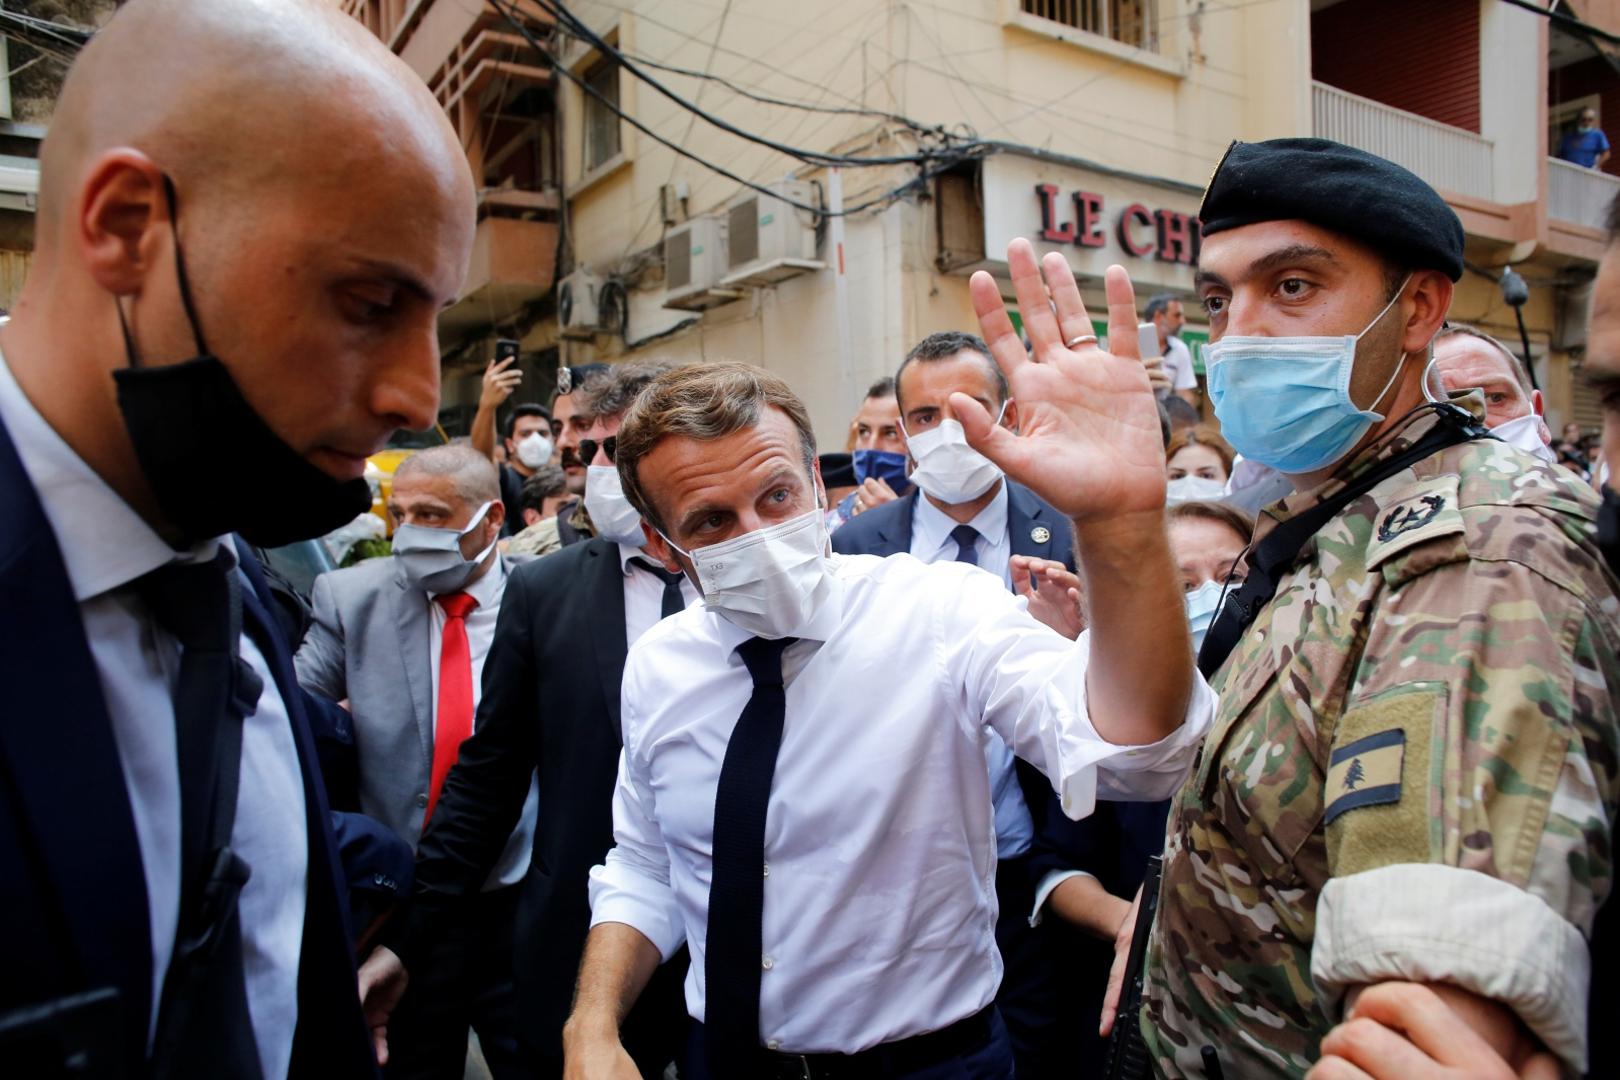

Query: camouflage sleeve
[{"left": 1308, "top": 508, "right": 1620, "bottom": 1073}]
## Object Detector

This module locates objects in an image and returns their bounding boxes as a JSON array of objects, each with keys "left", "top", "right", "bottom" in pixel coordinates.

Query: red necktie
[{"left": 425, "top": 591, "right": 478, "bottom": 825}]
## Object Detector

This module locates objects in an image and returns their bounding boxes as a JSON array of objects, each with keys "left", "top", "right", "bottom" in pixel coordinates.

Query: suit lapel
[
  {"left": 585, "top": 542, "right": 630, "bottom": 740},
  {"left": 0, "top": 410, "right": 152, "bottom": 1067},
  {"left": 235, "top": 543, "right": 374, "bottom": 1075},
  {"left": 390, "top": 564, "right": 435, "bottom": 768},
  {"left": 875, "top": 490, "right": 918, "bottom": 556},
  {"left": 1006, "top": 482, "right": 1057, "bottom": 561}
]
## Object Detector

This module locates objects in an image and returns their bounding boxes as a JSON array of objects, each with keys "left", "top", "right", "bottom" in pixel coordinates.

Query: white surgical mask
[
  {"left": 1185, "top": 579, "right": 1225, "bottom": 653},
  {"left": 583, "top": 464, "right": 647, "bottom": 546},
  {"left": 392, "top": 500, "right": 496, "bottom": 594},
  {"left": 516, "top": 431, "right": 554, "bottom": 469},
  {"left": 1166, "top": 475, "right": 1228, "bottom": 504},
  {"left": 1489, "top": 413, "right": 1556, "bottom": 465},
  {"left": 904, "top": 401, "right": 1009, "bottom": 505},
  {"left": 661, "top": 508, "right": 832, "bottom": 640}
]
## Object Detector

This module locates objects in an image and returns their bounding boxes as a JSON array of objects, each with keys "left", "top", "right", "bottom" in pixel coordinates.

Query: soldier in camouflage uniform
[{"left": 1135, "top": 139, "right": 1620, "bottom": 1078}]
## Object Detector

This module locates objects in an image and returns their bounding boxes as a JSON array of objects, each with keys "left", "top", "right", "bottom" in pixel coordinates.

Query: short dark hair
[
  {"left": 505, "top": 403, "right": 550, "bottom": 438},
  {"left": 1162, "top": 395, "right": 1201, "bottom": 434},
  {"left": 865, "top": 375, "right": 896, "bottom": 400},
  {"left": 1144, "top": 294, "right": 1177, "bottom": 320},
  {"left": 895, "top": 331, "right": 1008, "bottom": 413},
  {"left": 615, "top": 362, "right": 818, "bottom": 532},
  {"left": 583, "top": 358, "right": 686, "bottom": 420},
  {"left": 518, "top": 463, "right": 567, "bottom": 514}
]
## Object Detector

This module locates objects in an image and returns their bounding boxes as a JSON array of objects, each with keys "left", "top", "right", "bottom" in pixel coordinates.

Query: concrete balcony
[
  {"left": 1312, "top": 81, "right": 1495, "bottom": 202},
  {"left": 1547, "top": 156, "right": 1620, "bottom": 232},
  {"left": 439, "top": 209, "right": 560, "bottom": 338}
]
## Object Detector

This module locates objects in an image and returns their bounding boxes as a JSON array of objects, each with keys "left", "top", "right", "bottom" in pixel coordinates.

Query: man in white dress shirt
[
  {"left": 0, "top": 1, "right": 476, "bottom": 1077},
  {"left": 561, "top": 242, "right": 1213, "bottom": 1079}
]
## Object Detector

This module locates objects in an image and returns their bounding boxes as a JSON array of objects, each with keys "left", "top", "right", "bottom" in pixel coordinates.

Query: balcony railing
[
  {"left": 1547, "top": 156, "right": 1620, "bottom": 231},
  {"left": 1312, "top": 81, "right": 1495, "bottom": 202}
]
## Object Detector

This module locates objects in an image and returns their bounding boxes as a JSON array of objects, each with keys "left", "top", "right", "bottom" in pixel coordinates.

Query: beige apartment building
[{"left": 342, "top": 0, "right": 1620, "bottom": 445}]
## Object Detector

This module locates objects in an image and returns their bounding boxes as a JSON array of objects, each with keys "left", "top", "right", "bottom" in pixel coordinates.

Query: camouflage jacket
[{"left": 1142, "top": 403, "right": 1620, "bottom": 1077}]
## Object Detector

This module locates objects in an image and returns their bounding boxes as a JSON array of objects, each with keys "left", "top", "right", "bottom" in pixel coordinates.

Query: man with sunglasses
[{"left": 360, "top": 360, "right": 695, "bottom": 1078}]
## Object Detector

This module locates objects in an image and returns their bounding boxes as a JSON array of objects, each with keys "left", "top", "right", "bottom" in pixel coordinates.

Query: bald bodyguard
[{"left": 0, "top": 1, "right": 474, "bottom": 1077}]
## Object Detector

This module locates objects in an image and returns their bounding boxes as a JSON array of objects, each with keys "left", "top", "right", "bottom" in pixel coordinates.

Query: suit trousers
[
  {"left": 386, "top": 884, "right": 534, "bottom": 1080},
  {"left": 993, "top": 853, "right": 1063, "bottom": 1079}
]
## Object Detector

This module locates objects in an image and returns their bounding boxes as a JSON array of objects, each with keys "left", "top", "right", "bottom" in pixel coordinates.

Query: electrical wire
[
  {"left": 528, "top": 0, "right": 983, "bottom": 169},
  {"left": 618, "top": 48, "right": 936, "bottom": 132},
  {"left": 489, "top": 0, "right": 985, "bottom": 218}
]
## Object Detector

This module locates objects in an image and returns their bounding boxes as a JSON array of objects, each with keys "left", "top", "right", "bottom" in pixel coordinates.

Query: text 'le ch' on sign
[{"left": 1034, "top": 184, "right": 1201, "bottom": 266}]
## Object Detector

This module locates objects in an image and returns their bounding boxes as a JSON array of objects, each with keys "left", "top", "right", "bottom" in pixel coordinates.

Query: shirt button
[
  {"left": 766, "top": 1040, "right": 781, "bottom": 1051},
  {"left": 762, "top": 862, "right": 771, "bottom": 878},
  {"left": 761, "top": 954, "right": 774, "bottom": 971},
  {"left": 415, "top": 793, "right": 429, "bottom": 808}
]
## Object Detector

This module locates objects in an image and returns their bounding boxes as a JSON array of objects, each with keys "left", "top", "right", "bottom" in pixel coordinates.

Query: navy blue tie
[
  {"left": 950, "top": 523, "right": 980, "bottom": 566},
  {"left": 705, "top": 635, "right": 796, "bottom": 1075},
  {"left": 630, "top": 556, "right": 688, "bottom": 618},
  {"left": 137, "top": 552, "right": 264, "bottom": 1079}
]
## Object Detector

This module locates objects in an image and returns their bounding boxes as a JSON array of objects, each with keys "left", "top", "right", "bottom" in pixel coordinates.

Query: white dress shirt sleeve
[
  {"left": 587, "top": 672, "right": 687, "bottom": 961},
  {"left": 944, "top": 563, "right": 1213, "bottom": 819}
]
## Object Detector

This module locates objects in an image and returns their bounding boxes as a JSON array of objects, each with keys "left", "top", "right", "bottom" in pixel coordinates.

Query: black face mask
[
  {"left": 113, "top": 176, "right": 371, "bottom": 549},
  {"left": 1600, "top": 486, "right": 1620, "bottom": 579}
]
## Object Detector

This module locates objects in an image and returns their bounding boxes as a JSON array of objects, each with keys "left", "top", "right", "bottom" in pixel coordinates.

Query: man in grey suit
[{"left": 296, "top": 444, "right": 537, "bottom": 1080}]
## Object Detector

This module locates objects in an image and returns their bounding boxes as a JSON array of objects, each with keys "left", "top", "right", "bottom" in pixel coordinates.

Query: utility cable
[
  {"left": 528, "top": 0, "right": 984, "bottom": 169},
  {"left": 489, "top": 0, "right": 985, "bottom": 218}
]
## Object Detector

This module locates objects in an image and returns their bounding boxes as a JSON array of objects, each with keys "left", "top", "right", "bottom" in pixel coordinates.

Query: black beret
[{"left": 1199, "top": 138, "right": 1465, "bottom": 282}]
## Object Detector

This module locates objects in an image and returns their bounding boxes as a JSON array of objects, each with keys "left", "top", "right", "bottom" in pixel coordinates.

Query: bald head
[
  {"left": 394, "top": 444, "right": 501, "bottom": 509},
  {"left": 39, "top": 0, "right": 464, "bottom": 237},
  {"left": 1, "top": 0, "right": 477, "bottom": 541}
]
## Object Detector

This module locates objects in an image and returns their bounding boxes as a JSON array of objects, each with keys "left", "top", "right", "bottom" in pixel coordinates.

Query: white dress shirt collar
[
  {"left": 430, "top": 547, "right": 506, "bottom": 608},
  {"left": 0, "top": 346, "right": 221, "bottom": 602},
  {"left": 616, "top": 540, "right": 658, "bottom": 575},
  {"left": 913, "top": 480, "right": 1008, "bottom": 560}
]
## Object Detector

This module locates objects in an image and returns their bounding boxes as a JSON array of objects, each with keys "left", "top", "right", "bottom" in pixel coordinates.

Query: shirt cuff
[
  {"left": 1067, "top": 662, "right": 1214, "bottom": 816},
  {"left": 587, "top": 857, "right": 687, "bottom": 962},
  {"left": 1311, "top": 863, "right": 1590, "bottom": 1075},
  {"left": 1028, "top": 869, "right": 1093, "bottom": 928}
]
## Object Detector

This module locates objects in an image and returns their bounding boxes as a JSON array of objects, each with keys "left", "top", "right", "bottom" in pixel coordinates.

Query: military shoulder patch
[
  {"left": 1324, "top": 728, "right": 1405, "bottom": 825},
  {"left": 1365, "top": 474, "right": 1463, "bottom": 571}
]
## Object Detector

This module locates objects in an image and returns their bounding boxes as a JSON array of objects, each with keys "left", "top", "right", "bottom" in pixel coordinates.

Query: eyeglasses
[{"left": 578, "top": 436, "right": 617, "bottom": 465}]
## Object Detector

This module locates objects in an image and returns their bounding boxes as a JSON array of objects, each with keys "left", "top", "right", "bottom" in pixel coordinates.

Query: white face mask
[
  {"left": 392, "top": 500, "right": 497, "bottom": 594},
  {"left": 660, "top": 508, "right": 832, "bottom": 640},
  {"left": 1185, "top": 578, "right": 1225, "bottom": 653},
  {"left": 1490, "top": 413, "right": 1556, "bottom": 465},
  {"left": 904, "top": 401, "right": 1009, "bottom": 505},
  {"left": 515, "top": 431, "right": 554, "bottom": 469},
  {"left": 1166, "top": 475, "right": 1228, "bottom": 504},
  {"left": 583, "top": 464, "right": 647, "bottom": 546}
]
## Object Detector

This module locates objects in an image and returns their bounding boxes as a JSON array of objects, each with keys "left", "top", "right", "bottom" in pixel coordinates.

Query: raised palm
[{"left": 962, "top": 239, "right": 1167, "bottom": 522}]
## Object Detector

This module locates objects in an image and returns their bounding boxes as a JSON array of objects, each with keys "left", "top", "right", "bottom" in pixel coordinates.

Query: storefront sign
[
  {"left": 1034, "top": 183, "right": 1200, "bottom": 265},
  {"left": 965, "top": 152, "right": 1206, "bottom": 293}
]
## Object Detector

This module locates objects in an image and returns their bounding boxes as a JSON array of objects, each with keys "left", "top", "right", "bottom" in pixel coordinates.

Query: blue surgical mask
[
  {"left": 1205, "top": 278, "right": 1412, "bottom": 475},
  {"left": 1185, "top": 579, "right": 1225, "bottom": 652},
  {"left": 852, "top": 448, "right": 912, "bottom": 493}
]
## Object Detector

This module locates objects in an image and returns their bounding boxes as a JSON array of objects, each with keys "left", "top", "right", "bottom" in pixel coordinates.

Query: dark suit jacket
[
  {"left": 398, "top": 537, "right": 685, "bottom": 1073},
  {"left": 831, "top": 479, "right": 1075, "bottom": 571},
  {"left": 0, "top": 411, "right": 376, "bottom": 1077}
]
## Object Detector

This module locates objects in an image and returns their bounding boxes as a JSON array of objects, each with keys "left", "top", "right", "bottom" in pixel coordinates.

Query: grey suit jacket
[{"left": 295, "top": 553, "right": 537, "bottom": 888}]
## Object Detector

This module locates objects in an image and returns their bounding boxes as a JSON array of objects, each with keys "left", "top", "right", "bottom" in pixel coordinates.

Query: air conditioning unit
[
  {"left": 663, "top": 215, "right": 740, "bottom": 311},
  {"left": 720, "top": 180, "right": 824, "bottom": 289},
  {"left": 558, "top": 268, "right": 605, "bottom": 339}
]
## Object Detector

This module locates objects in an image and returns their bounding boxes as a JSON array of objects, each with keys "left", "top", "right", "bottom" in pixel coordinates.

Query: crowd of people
[{"left": 1, "top": 4, "right": 1618, "bottom": 1080}]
